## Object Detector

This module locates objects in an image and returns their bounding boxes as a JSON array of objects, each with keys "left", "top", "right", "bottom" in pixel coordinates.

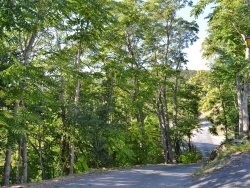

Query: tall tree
[
  {"left": 142, "top": 0, "right": 198, "bottom": 163},
  {"left": 192, "top": 0, "right": 250, "bottom": 137}
]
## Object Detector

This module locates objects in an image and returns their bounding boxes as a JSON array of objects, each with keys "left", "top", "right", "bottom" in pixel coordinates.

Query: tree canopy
[{"left": 5, "top": 0, "right": 250, "bottom": 186}]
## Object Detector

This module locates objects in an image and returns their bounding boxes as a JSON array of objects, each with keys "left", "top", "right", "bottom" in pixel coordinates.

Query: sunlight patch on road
[{"left": 132, "top": 169, "right": 192, "bottom": 177}]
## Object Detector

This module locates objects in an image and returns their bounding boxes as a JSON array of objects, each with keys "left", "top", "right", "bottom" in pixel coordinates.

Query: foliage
[
  {"left": 218, "top": 141, "right": 250, "bottom": 158},
  {"left": 180, "top": 150, "right": 202, "bottom": 164},
  {"left": 191, "top": 0, "right": 250, "bottom": 139},
  {"left": 0, "top": 0, "right": 202, "bottom": 186}
]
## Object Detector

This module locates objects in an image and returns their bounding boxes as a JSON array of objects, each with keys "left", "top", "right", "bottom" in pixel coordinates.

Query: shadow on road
[
  {"left": 191, "top": 119, "right": 224, "bottom": 158},
  {"left": 59, "top": 164, "right": 201, "bottom": 188},
  {"left": 186, "top": 156, "right": 250, "bottom": 188},
  {"left": 193, "top": 142, "right": 218, "bottom": 157},
  {"left": 58, "top": 119, "right": 226, "bottom": 188}
]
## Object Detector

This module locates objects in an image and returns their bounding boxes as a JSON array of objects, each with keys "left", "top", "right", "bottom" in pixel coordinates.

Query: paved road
[
  {"left": 59, "top": 164, "right": 201, "bottom": 188},
  {"left": 186, "top": 152, "right": 250, "bottom": 188},
  {"left": 57, "top": 119, "right": 224, "bottom": 188},
  {"left": 191, "top": 119, "right": 225, "bottom": 157},
  {"left": 11, "top": 120, "right": 249, "bottom": 188}
]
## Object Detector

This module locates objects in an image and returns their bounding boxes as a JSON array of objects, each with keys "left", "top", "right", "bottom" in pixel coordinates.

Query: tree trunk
[
  {"left": 156, "top": 99, "right": 168, "bottom": 163},
  {"left": 16, "top": 140, "right": 21, "bottom": 183},
  {"left": 61, "top": 134, "right": 70, "bottom": 175},
  {"left": 17, "top": 30, "right": 37, "bottom": 183},
  {"left": 158, "top": 11, "right": 174, "bottom": 163},
  {"left": 156, "top": 86, "right": 173, "bottom": 163},
  {"left": 2, "top": 148, "right": 12, "bottom": 186},
  {"left": 38, "top": 124, "right": 45, "bottom": 179},
  {"left": 162, "top": 86, "right": 173, "bottom": 163},
  {"left": 236, "top": 74, "right": 243, "bottom": 136},
  {"left": 242, "top": 79, "right": 249, "bottom": 136},
  {"left": 231, "top": 30, "right": 250, "bottom": 137},
  {"left": 217, "top": 83, "right": 228, "bottom": 140},
  {"left": 126, "top": 30, "right": 147, "bottom": 161},
  {"left": 69, "top": 43, "right": 82, "bottom": 175},
  {"left": 69, "top": 142, "right": 75, "bottom": 175},
  {"left": 242, "top": 46, "right": 250, "bottom": 136},
  {"left": 173, "top": 75, "right": 181, "bottom": 156},
  {"left": 60, "top": 79, "right": 70, "bottom": 175},
  {"left": 3, "top": 101, "right": 19, "bottom": 185},
  {"left": 236, "top": 74, "right": 249, "bottom": 137},
  {"left": 21, "top": 139, "right": 28, "bottom": 183}
]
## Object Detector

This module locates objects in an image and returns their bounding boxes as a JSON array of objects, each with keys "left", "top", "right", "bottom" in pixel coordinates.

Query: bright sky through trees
[{"left": 178, "top": 0, "right": 214, "bottom": 70}]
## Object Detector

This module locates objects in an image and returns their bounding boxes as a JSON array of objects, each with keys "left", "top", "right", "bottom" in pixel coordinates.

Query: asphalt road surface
[
  {"left": 191, "top": 119, "right": 225, "bottom": 157},
  {"left": 58, "top": 119, "right": 224, "bottom": 188},
  {"left": 59, "top": 164, "right": 201, "bottom": 188}
]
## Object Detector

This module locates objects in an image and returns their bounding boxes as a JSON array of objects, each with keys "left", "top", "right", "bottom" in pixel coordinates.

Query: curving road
[
  {"left": 191, "top": 119, "right": 225, "bottom": 158},
  {"left": 57, "top": 119, "right": 224, "bottom": 188},
  {"left": 59, "top": 164, "right": 200, "bottom": 188}
]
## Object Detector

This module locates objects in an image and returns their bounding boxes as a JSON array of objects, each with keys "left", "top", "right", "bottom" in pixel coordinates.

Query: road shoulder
[{"left": 186, "top": 152, "right": 250, "bottom": 188}]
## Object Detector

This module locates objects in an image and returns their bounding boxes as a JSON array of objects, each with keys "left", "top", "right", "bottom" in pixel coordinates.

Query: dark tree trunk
[
  {"left": 156, "top": 87, "right": 173, "bottom": 163},
  {"left": 21, "top": 139, "right": 28, "bottom": 183},
  {"left": 2, "top": 148, "right": 12, "bottom": 186}
]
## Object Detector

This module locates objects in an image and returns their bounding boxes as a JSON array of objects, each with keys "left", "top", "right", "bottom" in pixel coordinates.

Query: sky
[{"left": 178, "top": 1, "right": 214, "bottom": 70}]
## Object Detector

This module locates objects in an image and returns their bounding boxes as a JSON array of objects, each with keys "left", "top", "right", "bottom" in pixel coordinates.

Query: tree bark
[
  {"left": 231, "top": 25, "right": 250, "bottom": 137},
  {"left": 17, "top": 29, "right": 38, "bottom": 183},
  {"left": 69, "top": 142, "right": 75, "bottom": 175},
  {"left": 242, "top": 79, "right": 249, "bottom": 136},
  {"left": 61, "top": 134, "right": 70, "bottom": 175},
  {"left": 243, "top": 47, "right": 250, "bottom": 136},
  {"left": 2, "top": 148, "right": 12, "bottom": 186},
  {"left": 236, "top": 73, "right": 249, "bottom": 137},
  {"left": 162, "top": 86, "right": 173, "bottom": 163},
  {"left": 16, "top": 140, "right": 21, "bottom": 183},
  {"left": 217, "top": 83, "right": 228, "bottom": 140},
  {"left": 69, "top": 43, "right": 82, "bottom": 175},
  {"left": 173, "top": 74, "right": 181, "bottom": 156},
  {"left": 38, "top": 124, "right": 45, "bottom": 179},
  {"left": 3, "top": 101, "right": 19, "bottom": 185},
  {"left": 60, "top": 79, "right": 70, "bottom": 175},
  {"left": 236, "top": 72, "right": 244, "bottom": 136},
  {"left": 156, "top": 86, "right": 173, "bottom": 163},
  {"left": 21, "top": 139, "right": 28, "bottom": 183}
]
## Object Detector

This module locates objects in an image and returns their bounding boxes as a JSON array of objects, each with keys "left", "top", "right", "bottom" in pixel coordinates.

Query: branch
[
  {"left": 26, "top": 31, "right": 37, "bottom": 53},
  {"left": 231, "top": 21, "right": 245, "bottom": 42}
]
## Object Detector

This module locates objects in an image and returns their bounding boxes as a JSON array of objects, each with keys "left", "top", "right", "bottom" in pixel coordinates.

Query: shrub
[{"left": 180, "top": 150, "right": 202, "bottom": 164}]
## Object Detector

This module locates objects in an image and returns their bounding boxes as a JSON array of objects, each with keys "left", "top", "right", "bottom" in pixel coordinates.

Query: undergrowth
[{"left": 180, "top": 150, "right": 203, "bottom": 164}]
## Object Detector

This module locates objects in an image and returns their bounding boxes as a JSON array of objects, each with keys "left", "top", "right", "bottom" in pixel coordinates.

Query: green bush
[{"left": 180, "top": 150, "right": 202, "bottom": 164}]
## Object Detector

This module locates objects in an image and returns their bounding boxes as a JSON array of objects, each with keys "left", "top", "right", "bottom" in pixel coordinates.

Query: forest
[{"left": 0, "top": 0, "right": 250, "bottom": 186}]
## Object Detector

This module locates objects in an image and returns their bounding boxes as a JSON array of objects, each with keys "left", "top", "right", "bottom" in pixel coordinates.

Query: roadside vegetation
[
  {"left": 179, "top": 149, "right": 203, "bottom": 164},
  {"left": 0, "top": 0, "right": 201, "bottom": 186},
  {"left": 1, "top": 0, "right": 250, "bottom": 186},
  {"left": 193, "top": 140, "right": 250, "bottom": 177}
]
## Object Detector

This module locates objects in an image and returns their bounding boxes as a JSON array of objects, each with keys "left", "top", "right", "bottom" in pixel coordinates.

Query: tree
[
  {"left": 191, "top": 67, "right": 237, "bottom": 140},
  {"left": 142, "top": 0, "right": 199, "bottom": 163},
  {"left": 1, "top": 0, "right": 68, "bottom": 184},
  {"left": 192, "top": 0, "right": 250, "bottom": 137},
  {"left": 0, "top": 0, "right": 203, "bottom": 185}
]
